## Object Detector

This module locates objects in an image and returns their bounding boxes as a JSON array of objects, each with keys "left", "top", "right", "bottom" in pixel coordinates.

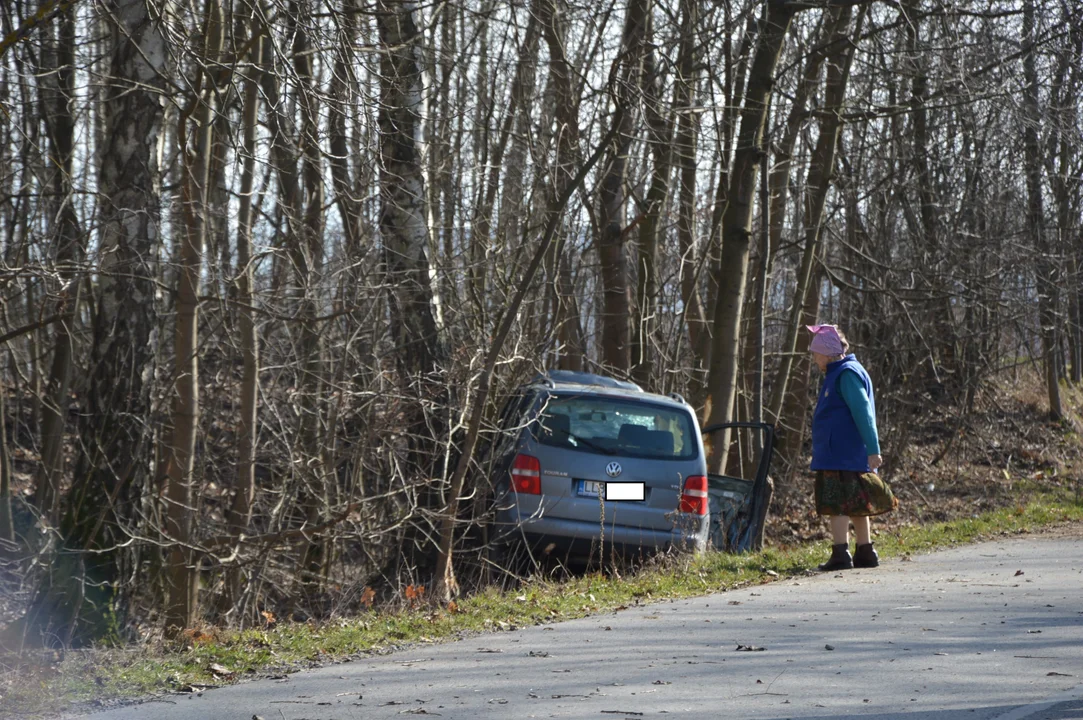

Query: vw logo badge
[{"left": 605, "top": 461, "right": 622, "bottom": 478}]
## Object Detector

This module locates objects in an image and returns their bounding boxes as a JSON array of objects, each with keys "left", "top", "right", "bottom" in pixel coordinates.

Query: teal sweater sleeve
[{"left": 837, "top": 370, "right": 880, "bottom": 455}]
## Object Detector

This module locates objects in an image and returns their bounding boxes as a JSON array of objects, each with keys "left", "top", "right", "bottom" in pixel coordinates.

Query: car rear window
[{"left": 532, "top": 394, "right": 698, "bottom": 460}]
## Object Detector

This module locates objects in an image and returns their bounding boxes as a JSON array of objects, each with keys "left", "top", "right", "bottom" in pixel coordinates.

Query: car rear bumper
[{"left": 493, "top": 507, "right": 708, "bottom": 557}]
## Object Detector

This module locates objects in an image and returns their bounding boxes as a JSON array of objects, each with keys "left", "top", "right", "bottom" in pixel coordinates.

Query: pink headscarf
[{"left": 807, "top": 325, "right": 845, "bottom": 356}]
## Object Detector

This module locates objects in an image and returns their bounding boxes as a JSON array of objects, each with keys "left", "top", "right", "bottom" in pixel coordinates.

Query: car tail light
[
  {"left": 679, "top": 475, "right": 708, "bottom": 515},
  {"left": 511, "top": 454, "right": 541, "bottom": 495}
]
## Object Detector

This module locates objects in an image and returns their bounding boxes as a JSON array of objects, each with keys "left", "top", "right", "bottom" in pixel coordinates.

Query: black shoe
[
  {"left": 853, "top": 542, "right": 879, "bottom": 568},
  {"left": 818, "top": 543, "right": 853, "bottom": 571}
]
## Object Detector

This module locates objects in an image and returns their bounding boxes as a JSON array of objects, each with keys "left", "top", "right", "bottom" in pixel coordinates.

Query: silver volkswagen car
[{"left": 487, "top": 370, "right": 710, "bottom": 569}]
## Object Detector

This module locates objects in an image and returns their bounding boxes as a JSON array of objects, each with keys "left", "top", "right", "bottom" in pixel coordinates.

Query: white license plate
[
  {"left": 577, "top": 481, "right": 646, "bottom": 501},
  {"left": 578, "top": 480, "right": 603, "bottom": 497}
]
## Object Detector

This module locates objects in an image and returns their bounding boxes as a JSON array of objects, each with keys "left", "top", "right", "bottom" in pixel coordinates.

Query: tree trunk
[
  {"left": 1022, "top": 0, "right": 1062, "bottom": 420},
  {"left": 291, "top": 0, "right": 330, "bottom": 595},
  {"left": 904, "top": 0, "right": 956, "bottom": 381},
  {"left": 766, "top": 5, "right": 862, "bottom": 426},
  {"left": 34, "top": 8, "right": 81, "bottom": 527},
  {"left": 742, "top": 105, "right": 772, "bottom": 488},
  {"left": 378, "top": 0, "right": 445, "bottom": 380},
  {"left": 632, "top": 5, "right": 673, "bottom": 389},
  {"left": 541, "top": 0, "right": 586, "bottom": 371},
  {"left": 226, "top": 21, "right": 262, "bottom": 619},
  {"left": 1045, "top": 19, "right": 1081, "bottom": 387},
  {"left": 496, "top": 9, "right": 541, "bottom": 281},
  {"left": 739, "top": 10, "right": 831, "bottom": 425},
  {"left": 256, "top": 2, "right": 331, "bottom": 601},
  {"left": 376, "top": 0, "right": 450, "bottom": 584},
  {"left": 742, "top": 10, "right": 836, "bottom": 399},
  {"left": 777, "top": 254, "right": 826, "bottom": 489},
  {"left": 596, "top": 0, "right": 646, "bottom": 374},
  {"left": 162, "top": 0, "right": 223, "bottom": 635},
  {"left": 329, "top": 0, "right": 362, "bottom": 254},
  {"left": 702, "top": 16, "right": 755, "bottom": 381},
  {"left": 674, "top": 0, "right": 709, "bottom": 380},
  {"left": 704, "top": 0, "right": 796, "bottom": 472},
  {"left": 474, "top": 11, "right": 540, "bottom": 327},
  {"left": 0, "top": 384, "right": 13, "bottom": 547},
  {"left": 765, "top": 12, "right": 833, "bottom": 261},
  {"left": 28, "top": 0, "right": 167, "bottom": 647}
]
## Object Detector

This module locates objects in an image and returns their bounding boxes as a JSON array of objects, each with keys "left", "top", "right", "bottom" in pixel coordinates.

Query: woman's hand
[{"left": 868, "top": 454, "right": 883, "bottom": 470}]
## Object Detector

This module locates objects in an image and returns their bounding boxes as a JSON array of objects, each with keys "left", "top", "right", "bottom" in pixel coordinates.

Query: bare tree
[
  {"left": 704, "top": 0, "right": 798, "bottom": 472},
  {"left": 162, "top": 0, "right": 225, "bottom": 635},
  {"left": 768, "top": 5, "right": 864, "bottom": 428},
  {"left": 540, "top": 0, "right": 587, "bottom": 371},
  {"left": 225, "top": 11, "right": 263, "bottom": 616},
  {"left": 595, "top": 0, "right": 647, "bottom": 374},
  {"left": 378, "top": 0, "right": 446, "bottom": 379},
  {"left": 33, "top": 7, "right": 81, "bottom": 527},
  {"left": 28, "top": 0, "right": 168, "bottom": 645},
  {"left": 1022, "top": 0, "right": 1063, "bottom": 420},
  {"left": 630, "top": 4, "right": 673, "bottom": 388}
]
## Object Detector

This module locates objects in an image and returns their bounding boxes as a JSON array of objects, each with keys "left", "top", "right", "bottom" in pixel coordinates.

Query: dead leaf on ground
[
  {"left": 405, "top": 584, "right": 425, "bottom": 607},
  {"left": 736, "top": 644, "right": 765, "bottom": 652},
  {"left": 209, "top": 663, "right": 234, "bottom": 678}
]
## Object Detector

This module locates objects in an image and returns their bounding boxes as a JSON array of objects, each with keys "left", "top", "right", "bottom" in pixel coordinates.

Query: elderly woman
[{"left": 807, "top": 325, "right": 897, "bottom": 571}]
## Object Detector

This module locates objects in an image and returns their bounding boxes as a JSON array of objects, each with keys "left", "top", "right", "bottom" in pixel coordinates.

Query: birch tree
[{"left": 28, "top": 0, "right": 167, "bottom": 645}]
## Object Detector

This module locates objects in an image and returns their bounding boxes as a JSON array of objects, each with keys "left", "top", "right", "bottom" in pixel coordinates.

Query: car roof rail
[
  {"left": 531, "top": 370, "right": 642, "bottom": 392},
  {"left": 669, "top": 392, "right": 686, "bottom": 404}
]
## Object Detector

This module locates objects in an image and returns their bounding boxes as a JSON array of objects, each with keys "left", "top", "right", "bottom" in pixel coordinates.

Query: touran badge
[{"left": 605, "top": 462, "right": 622, "bottom": 478}]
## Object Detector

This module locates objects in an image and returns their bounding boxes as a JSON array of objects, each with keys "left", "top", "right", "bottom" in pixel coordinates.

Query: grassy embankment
[{"left": 2, "top": 481, "right": 1081, "bottom": 718}]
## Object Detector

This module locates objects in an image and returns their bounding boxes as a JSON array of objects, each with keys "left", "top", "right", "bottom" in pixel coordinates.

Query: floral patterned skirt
[{"left": 814, "top": 470, "right": 899, "bottom": 517}]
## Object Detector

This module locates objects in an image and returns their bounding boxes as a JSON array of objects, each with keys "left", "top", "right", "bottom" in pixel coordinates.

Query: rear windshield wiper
[{"left": 568, "top": 433, "right": 616, "bottom": 455}]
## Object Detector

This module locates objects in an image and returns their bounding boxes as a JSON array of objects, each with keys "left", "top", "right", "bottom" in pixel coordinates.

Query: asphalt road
[{"left": 73, "top": 532, "right": 1083, "bottom": 720}]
